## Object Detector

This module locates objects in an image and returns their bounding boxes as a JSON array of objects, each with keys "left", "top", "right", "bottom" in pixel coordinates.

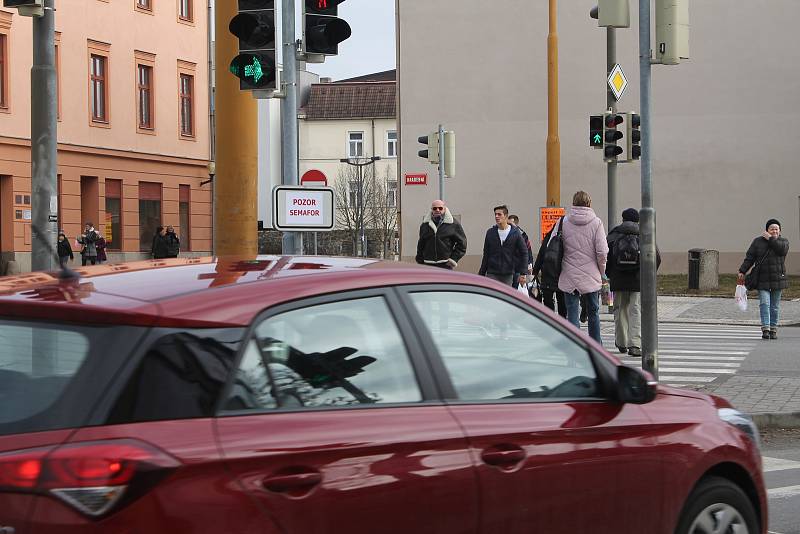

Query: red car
[{"left": 0, "top": 256, "right": 766, "bottom": 534}]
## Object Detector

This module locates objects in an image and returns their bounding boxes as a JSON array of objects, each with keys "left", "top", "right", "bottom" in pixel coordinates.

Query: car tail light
[{"left": 0, "top": 439, "right": 180, "bottom": 517}]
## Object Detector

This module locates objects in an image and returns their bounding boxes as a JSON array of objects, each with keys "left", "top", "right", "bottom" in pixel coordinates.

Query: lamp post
[{"left": 340, "top": 156, "right": 381, "bottom": 257}]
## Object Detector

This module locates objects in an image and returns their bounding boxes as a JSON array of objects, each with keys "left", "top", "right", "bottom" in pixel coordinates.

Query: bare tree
[
  {"left": 333, "top": 163, "right": 376, "bottom": 256},
  {"left": 367, "top": 165, "right": 399, "bottom": 259}
]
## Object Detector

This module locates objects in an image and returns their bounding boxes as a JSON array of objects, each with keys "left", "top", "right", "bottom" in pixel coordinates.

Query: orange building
[{"left": 0, "top": 0, "right": 211, "bottom": 272}]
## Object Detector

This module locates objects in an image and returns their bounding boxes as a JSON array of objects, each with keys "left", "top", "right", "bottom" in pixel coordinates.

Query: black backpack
[
  {"left": 614, "top": 233, "right": 640, "bottom": 271},
  {"left": 541, "top": 218, "right": 565, "bottom": 286}
]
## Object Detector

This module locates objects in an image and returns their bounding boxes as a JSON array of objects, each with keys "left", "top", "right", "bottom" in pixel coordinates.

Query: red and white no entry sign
[{"left": 300, "top": 169, "right": 328, "bottom": 187}]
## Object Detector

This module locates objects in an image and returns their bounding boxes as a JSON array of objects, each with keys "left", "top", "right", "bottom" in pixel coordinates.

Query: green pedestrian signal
[
  {"left": 590, "top": 115, "right": 603, "bottom": 149},
  {"left": 230, "top": 53, "right": 275, "bottom": 89}
]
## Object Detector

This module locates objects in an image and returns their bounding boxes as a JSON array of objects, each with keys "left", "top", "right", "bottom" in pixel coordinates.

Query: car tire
[{"left": 674, "top": 476, "right": 759, "bottom": 534}]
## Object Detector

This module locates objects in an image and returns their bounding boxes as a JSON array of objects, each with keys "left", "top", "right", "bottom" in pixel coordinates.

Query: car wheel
[{"left": 674, "top": 476, "right": 758, "bottom": 534}]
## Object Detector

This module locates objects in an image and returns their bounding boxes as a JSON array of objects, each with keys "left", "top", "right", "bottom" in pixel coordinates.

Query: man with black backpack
[{"left": 606, "top": 208, "right": 660, "bottom": 357}]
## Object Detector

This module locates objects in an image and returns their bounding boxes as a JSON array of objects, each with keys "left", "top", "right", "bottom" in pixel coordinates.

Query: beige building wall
[
  {"left": 0, "top": 0, "right": 210, "bottom": 271},
  {"left": 398, "top": 0, "right": 800, "bottom": 274}
]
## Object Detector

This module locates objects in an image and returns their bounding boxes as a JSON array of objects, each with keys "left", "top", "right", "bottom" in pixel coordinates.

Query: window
[
  {"left": 90, "top": 54, "right": 108, "bottom": 122},
  {"left": 136, "top": 0, "right": 151, "bottom": 10},
  {"left": 178, "top": 0, "right": 193, "bottom": 22},
  {"left": 179, "top": 73, "right": 194, "bottom": 137},
  {"left": 409, "top": 291, "right": 599, "bottom": 401},
  {"left": 137, "top": 64, "right": 153, "bottom": 129},
  {"left": 1, "top": 33, "right": 8, "bottom": 109},
  {"left": 105, "top": 179, "right": 122, "bottom": 250},
  {"left": 388, "top": 180, "right": 397, "bottom": 208},
  {"left": 386, "top": 130, "right": 397, "bottom": 158},
  {"left": 179, "top": 184, "right": 190, "bottom": 251},
  {"left": 224, "top": 296, "right": 421, "bottom": 411},
  {"left": 348, "top": 132, "right": 364, "bottom": 158},
  {"left": 139, "top": 182, "right": 162, "bottom": 251}
]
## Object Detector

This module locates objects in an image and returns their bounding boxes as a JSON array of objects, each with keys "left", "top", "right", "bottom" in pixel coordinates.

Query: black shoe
[
  {"left": 762, "top": 329, "right": 770, "bottom": 340},
  {"left": 770, "top": 329, "right": 777, "bottom": 340},
  {"left": 627, "top": 346, "right": 641, "bottom": 357},
  {"left": 580, "top": 311, "right": 588, "bottom": 323},
  {"left": 616, "top": 346, "right": 627, "bottom": 354}
]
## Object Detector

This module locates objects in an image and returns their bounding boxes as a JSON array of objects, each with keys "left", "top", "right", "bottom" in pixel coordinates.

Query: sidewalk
[{"left": 600, "top": 295, "right": 800, "bottom": 429}]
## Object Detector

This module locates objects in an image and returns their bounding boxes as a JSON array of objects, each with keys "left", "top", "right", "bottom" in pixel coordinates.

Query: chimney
[{"left": 319, "top": 77, "right": 332, "bottom": 84}]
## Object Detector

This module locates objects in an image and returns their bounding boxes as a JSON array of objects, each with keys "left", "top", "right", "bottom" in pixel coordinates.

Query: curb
[{"left": 750, "top": 411, "right": 800, "bottom": 430}]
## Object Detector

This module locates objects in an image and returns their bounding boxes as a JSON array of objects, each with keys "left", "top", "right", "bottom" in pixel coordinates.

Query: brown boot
[{"left": 770, "top": 328, "right": 777, "bottom": 340}]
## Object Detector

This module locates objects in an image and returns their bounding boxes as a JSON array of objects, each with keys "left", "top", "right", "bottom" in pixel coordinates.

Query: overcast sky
[{"left": 308, "top": 0, "right": 396, "bottom": 81}]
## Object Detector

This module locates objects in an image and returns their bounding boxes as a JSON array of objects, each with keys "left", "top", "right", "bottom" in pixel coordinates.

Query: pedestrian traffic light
[
  {"left": 418, "top": 132, "right": 440, "bottom": 164},
  {"left": 443, "top": 131, "right": 456, "bottom": 177},
  {"left": 303, "top": 0, "right": 352, "bottom": 58},
  {"left": 603, "top": 112, "right": 624, "bottom": 161},
  {"left": 590, "top": 115, "right": 603, "bottom": 149},
  {"left": 229, "top": 0, "right": 277, "bottom": 91},
  {"left": 625, "top": 112, "right": 641, "bottom": 161},
  {"left": 3, "top": 0, "right": 43, "bottom": 16}
]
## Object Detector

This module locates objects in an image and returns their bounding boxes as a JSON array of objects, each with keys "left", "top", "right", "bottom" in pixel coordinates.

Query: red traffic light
[{"left": 604, "top": 114, "right": 623, "bottom": 128}]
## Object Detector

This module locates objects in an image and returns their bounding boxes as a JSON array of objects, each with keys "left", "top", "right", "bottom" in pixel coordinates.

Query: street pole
[
  {"left": 359, "top": 164, "right": 365, "bottom": 257},
  {"left": 546, "top": 0, "right": 561, "bottom": 207},
  {"left": 281, "top": 0, "right": 301, "bottom": 255},
  {"left": 607, "top": 27, "right": 618, "bottom": 231},
  {"left": 30, "top": 0, "right": 57, "bottom": 272},
  {"left": 438, "top": 123, "right": 445, "bottom": 201},
  {"left": 639, "top": 0, "right": 658, "bottom": 378}
]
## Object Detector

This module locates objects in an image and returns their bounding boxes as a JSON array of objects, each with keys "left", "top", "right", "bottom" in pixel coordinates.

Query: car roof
[{"left": 0, "top": 256, "right": 504, "bottom": 327}]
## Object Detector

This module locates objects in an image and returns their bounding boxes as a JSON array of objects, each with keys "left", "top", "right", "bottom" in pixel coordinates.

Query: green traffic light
[
  {"left": 244, "top": 57, "right": 264, "bottom": 83},
  {"left": 593, "top": 133, "right": 602, "bottom": 145}
]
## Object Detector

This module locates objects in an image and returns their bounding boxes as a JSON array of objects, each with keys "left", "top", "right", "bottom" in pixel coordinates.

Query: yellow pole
[
  {"left": 214, "top": 1, "right": 259, "bottom": 256},
  {"left": 546, "top": 0, "right": 561, "bottom": 207}
]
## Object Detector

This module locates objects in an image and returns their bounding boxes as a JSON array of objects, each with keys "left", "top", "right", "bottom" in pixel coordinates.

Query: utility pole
[
  {"left": 281, "top": 0, "right": 301, "bottom": 255},
  {"left": 340, "top": 156, "right": 380, "bottom": 257},
  {"left": 606, "top": 27, "right": 618, "bottom": 230},
  {"left": 639, "top": 0, "right": 658, "bottom": 378},
  {"left": 437, "top": 123, "right": 445, "bottom": 201},
  {"left": 546, "top": 0, "right": 560, "bottom": 207},
  {"left": 30, "top": 0, "right": 57, "bottom": 272}
]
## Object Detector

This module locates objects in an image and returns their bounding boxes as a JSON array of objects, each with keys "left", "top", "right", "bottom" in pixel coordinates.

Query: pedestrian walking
[
  {"left": 478, "top": 205, "right": 528, "bottom": 287},
  {"left": 77, "top": 223, "right": 99, "bottom": 266},
  {"left": 415, "top": 199, "right": 467, "bottom": 269},
  {"left": 508, "top": 214, "right": 533, "bottom": 289},
  {"left": 737, "top": 218, "right": 790, "bottom": 339},
  {"left": 165, "top": 225, "right": 181, "bottom": 258},
  {"left": 95, "top": 233, "right": 107, "bottom": 264},
  {"left": 532, "top": 220, "right": 567, "bottom": 318},
  {"left": 558, "top": 191, "right": 608, "bottom": 343},
  {"left": 57, "top": 231, "right": 74, "bottom": 269},
  {"left": 151, "top": 226, "right": 170, "bottom": 260},
  {"left": 606, "top": 208, "right": 661, "bottom": 356}
]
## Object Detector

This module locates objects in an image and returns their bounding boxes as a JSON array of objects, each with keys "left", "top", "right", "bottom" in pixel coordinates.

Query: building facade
[
  {"left": 397, "top": 0, "right": 800, "bottom": 274},
  {"left": 0, "top": 0, "right": 211, "bottom": 272}
]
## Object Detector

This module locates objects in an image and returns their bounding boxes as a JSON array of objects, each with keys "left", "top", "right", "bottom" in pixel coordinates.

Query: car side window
[
  {"left": 408, "top": 291, "right": 599, "bottom": 401},
  {"left": 224, "top": 296, "right": 422, "bottom": 411}
]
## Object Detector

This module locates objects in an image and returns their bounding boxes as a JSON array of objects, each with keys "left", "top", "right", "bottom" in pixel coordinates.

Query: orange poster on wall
[
  {"left": 539, "top": 207, "right": 565, "bottom": 243},
  {"left": 105, "top": 212, "right": 113, "bottom": 244}
]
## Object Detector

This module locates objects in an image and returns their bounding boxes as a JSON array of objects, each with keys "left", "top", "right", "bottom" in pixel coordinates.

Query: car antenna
[{"left": 30, "top": 223, "right": 80, "bottom": 281}]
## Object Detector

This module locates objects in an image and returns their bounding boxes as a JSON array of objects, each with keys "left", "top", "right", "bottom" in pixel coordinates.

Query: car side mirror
[{"left": 617, "top": 366, "right": 657, "bottom": 404}]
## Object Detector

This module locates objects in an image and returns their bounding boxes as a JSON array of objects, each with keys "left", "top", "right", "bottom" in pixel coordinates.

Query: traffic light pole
[
  {"left": 281, "top": 0, "right": 301, "bottom": 255},
  {"left": 606, "top": 27, "right": 618, "bottom": 231},
  {"left": 437, "top": 124, "right": 445, "bottom": 200},
  {"left": 30, "top": 0, "right": 57, "bottom": 272},
  {"left": 639, "top": 0, "right": 658, "bottom": 378},
  {"left": 546, "top": 0, "right": 560, "bottom": 207}
]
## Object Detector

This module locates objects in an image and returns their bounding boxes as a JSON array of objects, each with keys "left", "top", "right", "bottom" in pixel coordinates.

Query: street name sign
[
  {"left": 273, "top": 185, "right": 334, "bottom": 231},
  {"left": 405, "top": 173, "right": 427, "bottom": 185}
]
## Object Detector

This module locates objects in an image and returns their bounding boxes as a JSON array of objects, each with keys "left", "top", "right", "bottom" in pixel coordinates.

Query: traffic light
[
  {"left": 443, "top": 131, "right": 456, "bottom": 177},
  {"left": 418, "top": 132, "right": 440, "bottom": 164},
  {"left": 603, "top": 112, "right": 624, "bottom": 161},
  {"left": 625, "top": 112, "right": 641, "bottom": 161},
  {"left": 590, "top": 115, "right": 603, "bottom": 149},
  {"left": 228, "top": 0, "right": 277, "bottom": 91},
  {"left": 3, "top": 0, "right": 43, "bottom": 16},
  {"left": 303, "top": 0, "right": 352, "bottom": 57}
]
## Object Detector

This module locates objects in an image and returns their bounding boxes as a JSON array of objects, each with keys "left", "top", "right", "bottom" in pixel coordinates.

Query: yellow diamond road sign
[{"left": 608, "top": 64, "right": 628, "bottom": 101}]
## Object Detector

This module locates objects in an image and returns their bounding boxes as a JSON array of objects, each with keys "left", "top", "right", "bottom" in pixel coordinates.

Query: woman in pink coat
[{"left": 558, "top": 191, "right": 609, "bottom": 342}]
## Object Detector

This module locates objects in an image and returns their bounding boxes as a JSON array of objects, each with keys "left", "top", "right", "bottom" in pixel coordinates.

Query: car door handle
[
  {"left": 481, "top": 447, "right": 526, "bottom": 466},
  {"left": 262, "top": 471, "right": 323, "bottom": 493}
]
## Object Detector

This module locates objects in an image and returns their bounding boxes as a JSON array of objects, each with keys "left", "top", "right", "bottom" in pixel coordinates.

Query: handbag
[{"left": 744, "top": 248, "right": 770, "bottom": 291}]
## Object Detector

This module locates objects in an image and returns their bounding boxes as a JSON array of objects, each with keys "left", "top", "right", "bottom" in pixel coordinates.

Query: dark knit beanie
[
  {"left": 766, "top": 218, "right": 781, "bottom": 230},
  {"left": 622, "top": 208, "right": 640, "bottom": 223}
]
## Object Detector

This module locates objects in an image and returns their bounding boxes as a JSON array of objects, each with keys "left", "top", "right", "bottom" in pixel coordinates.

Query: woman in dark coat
[
  {"left": 57, "top": 232, "right": 73, "bottom": 269},
  {"left": 737, "top": 218, "right": 790, "bottom": 339}
]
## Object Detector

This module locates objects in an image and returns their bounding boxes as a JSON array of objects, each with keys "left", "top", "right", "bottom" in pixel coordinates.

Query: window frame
[
  {"left": 87, "top": 40, "right": 111, "bottom": 127},
  {"left": 135, "top": 0, "right": 152, "bottom": 13},
  {"left": 0, "top": 24, "right": 10, "bottom": 112},
  {"left": 177, "top": 0, "right": 193, "bottom": 23},
  {"left": 105, "top": 179, "right": 123, "bottom": 251},
  {"left": 135, "top": 51, "right": 156, "bottom": 133},
  {"left": 215, "top": 287, "right": 441, "bottom": 417},
  {"left": 386, "top": 130, "right": 397, "bottom": 158},
  {"left": 177, "top": 61, "right": 196, "bottom": 139},
  {"left": 347, "top": 131, "right": 364, "bottom": 158},
  {"left": 395, "top": 284, "right": 618, "bottom": 403}
]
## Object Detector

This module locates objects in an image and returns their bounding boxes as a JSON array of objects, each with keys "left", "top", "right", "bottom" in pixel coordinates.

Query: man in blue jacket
[{"left": 478, "top": 205, "right": 528, "bottom": 287}]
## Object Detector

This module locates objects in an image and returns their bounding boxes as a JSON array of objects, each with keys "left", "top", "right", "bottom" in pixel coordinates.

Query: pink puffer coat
[{"left": 557, "top": 206, "right": 608, "bottom": 295}]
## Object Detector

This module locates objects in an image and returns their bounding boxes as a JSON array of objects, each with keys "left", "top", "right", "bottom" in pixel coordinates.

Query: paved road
[{"left": 762, "top": 428, "right": 800, "bottom": 534}]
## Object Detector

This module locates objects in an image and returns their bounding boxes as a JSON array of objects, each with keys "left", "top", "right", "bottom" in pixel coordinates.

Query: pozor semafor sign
[{"left": 273, "top": 186, "right": 335, "bottom": 231}]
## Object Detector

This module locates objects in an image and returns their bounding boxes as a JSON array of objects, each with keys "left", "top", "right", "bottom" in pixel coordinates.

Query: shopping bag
[
  {"left": 517, "top": 283, "right": 529, "bottom": 298},
  {"left": 734, "top": 284, "right": 748, "bottom": 312}
]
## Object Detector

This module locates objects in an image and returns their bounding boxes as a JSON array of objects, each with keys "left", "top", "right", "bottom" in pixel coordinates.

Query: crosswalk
[
  {"left": 601, "top": 323, "right": 761, "bottom": 388},
  {"left": 763, "top": 454, "right": 800, "bottom": 533}
]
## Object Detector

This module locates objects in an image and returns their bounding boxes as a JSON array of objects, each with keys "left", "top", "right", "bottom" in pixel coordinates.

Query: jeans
[
  {"left": 565, "top": 291, "right": 601, "bottom": 342},
  {"left": 758, "top": 289, "right": 782, "bottom": 327}
]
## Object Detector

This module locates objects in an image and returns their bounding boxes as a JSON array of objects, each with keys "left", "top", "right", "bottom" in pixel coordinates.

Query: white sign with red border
[{"left": 273, "top": 186, "right": 335, "bottom": 231}]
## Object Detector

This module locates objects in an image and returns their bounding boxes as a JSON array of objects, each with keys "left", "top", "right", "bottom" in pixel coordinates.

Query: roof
[
  {"left": 0, "top": 256, "right": 495, "bottom": 328},
  {"left": 303, "top": 81, "right": 396, "bottom": 120},
  {"left": 337, "top": 69, "right": 396, "bottom": 83}
]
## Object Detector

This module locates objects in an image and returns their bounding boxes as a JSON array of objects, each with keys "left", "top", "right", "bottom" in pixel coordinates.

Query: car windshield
[{"left": 0, "top": 320, "right": 138, "bottom": 436}]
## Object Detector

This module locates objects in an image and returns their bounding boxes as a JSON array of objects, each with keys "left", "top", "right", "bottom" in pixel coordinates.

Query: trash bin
[{"left": 687, "top": 249, "right": 719, "bottom": 290}]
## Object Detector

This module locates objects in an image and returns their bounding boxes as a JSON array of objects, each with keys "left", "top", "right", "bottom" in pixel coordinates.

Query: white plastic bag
[
  {"left": 735, "top": 284, "right": 748, "bottom": 312},
  {"left": 517, "top": 283, "right": 529, "bottom": 298}
]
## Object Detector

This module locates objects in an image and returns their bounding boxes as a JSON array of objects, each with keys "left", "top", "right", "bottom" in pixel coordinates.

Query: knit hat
[
  {"left": 622, "top": 208, "right": 640, "bottom": 223},
  {"left": 766, "top": 218, "right": 781, "bottom": 230}
]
